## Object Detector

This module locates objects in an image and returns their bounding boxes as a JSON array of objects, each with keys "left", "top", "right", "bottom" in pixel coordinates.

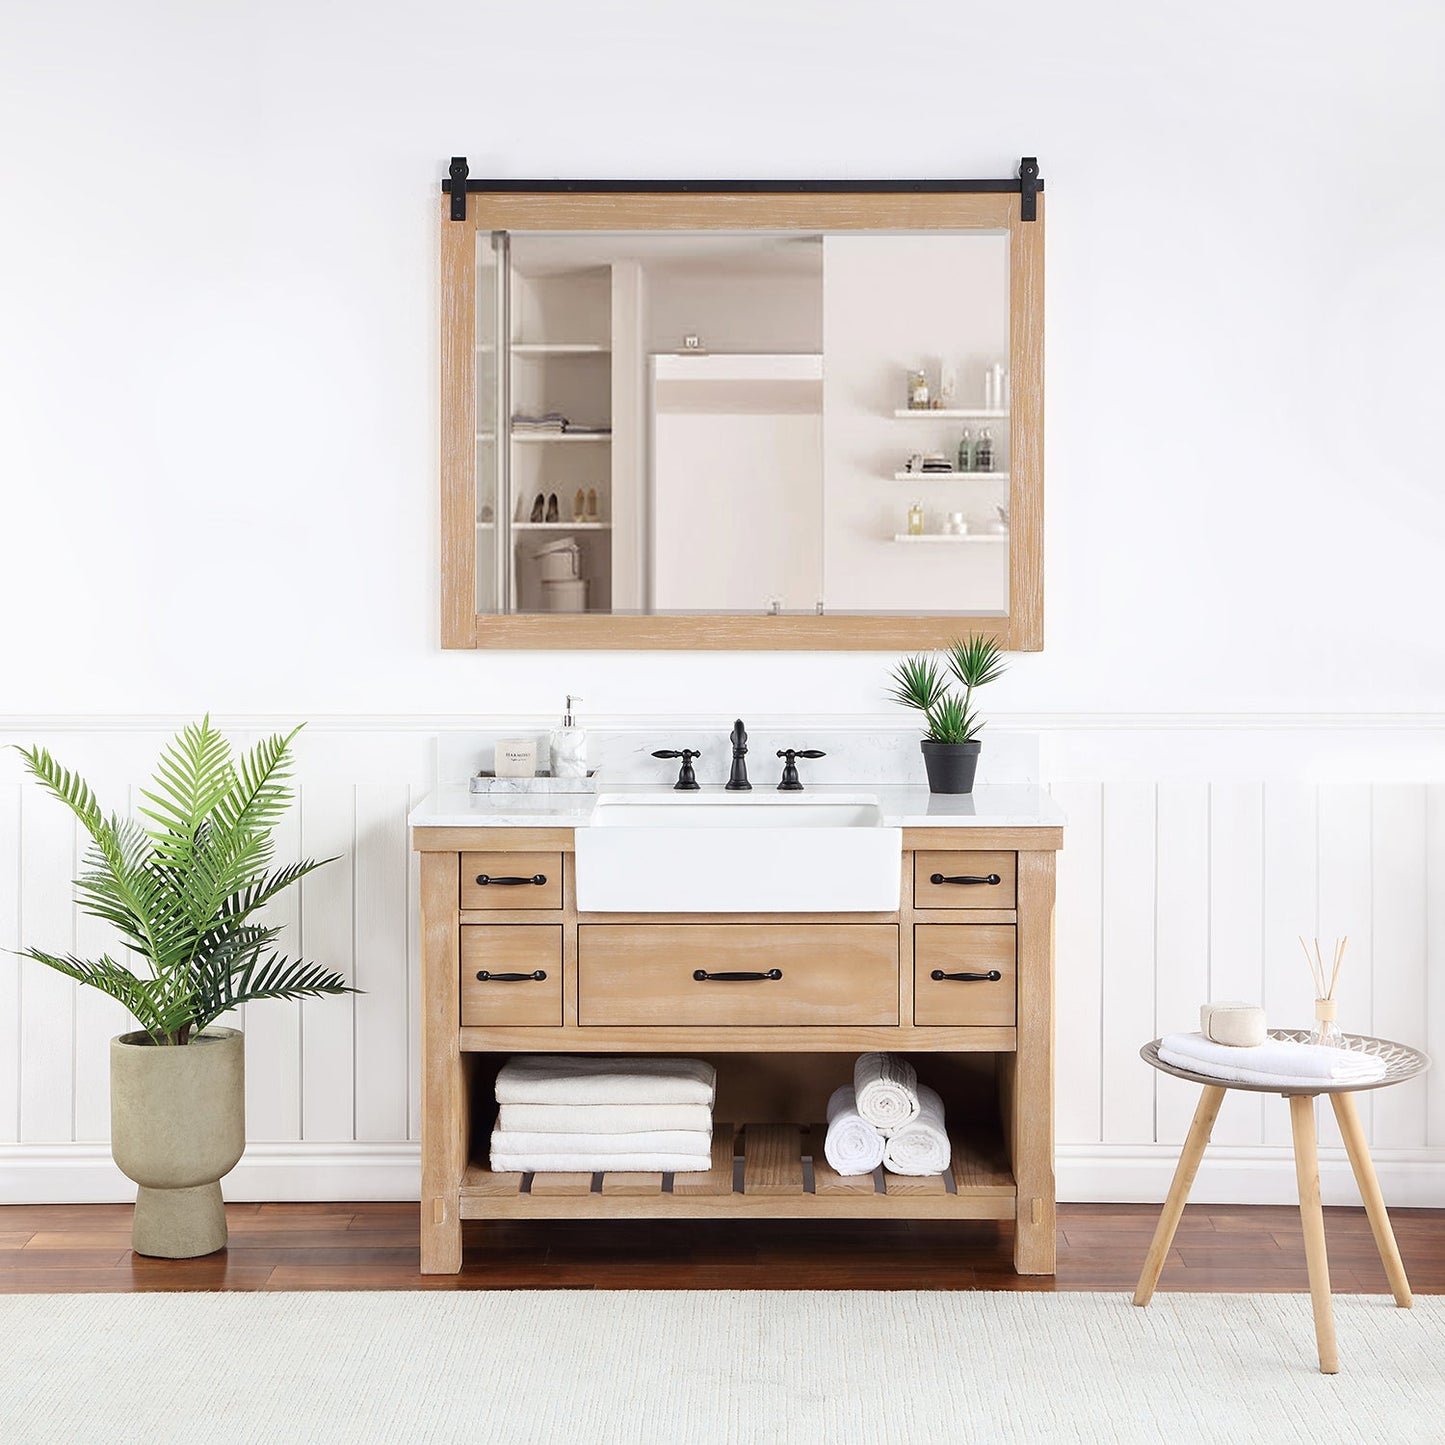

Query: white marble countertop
[{"left": 408, "top": 783, "right": 1065, "bottom": 831}]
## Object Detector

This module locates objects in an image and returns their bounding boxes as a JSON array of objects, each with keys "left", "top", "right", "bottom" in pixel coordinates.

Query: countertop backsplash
[{"left": 436, "top": 725, "right": 1039, "bottom": 791}]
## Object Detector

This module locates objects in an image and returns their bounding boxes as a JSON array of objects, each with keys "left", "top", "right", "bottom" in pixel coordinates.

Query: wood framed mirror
[{"left": 439, "top": 162, "right": 1044, "bottom": 650}]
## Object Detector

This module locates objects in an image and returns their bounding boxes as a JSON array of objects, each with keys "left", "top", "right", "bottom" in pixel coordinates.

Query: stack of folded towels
[
  {"left": 489, "top": 1056, "right": 715, "bottom": 1174},
  {"left": 824, "top": 1051, "right": 950, "bottom": 1178},
  {"left": 1160, "top": 1003, "right": 1385, "bottom": 1087}
]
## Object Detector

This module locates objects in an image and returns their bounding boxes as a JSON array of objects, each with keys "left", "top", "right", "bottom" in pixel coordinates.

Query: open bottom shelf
[{"left": 460, "top": 1121, "right": 1015, "bottom": 1221}]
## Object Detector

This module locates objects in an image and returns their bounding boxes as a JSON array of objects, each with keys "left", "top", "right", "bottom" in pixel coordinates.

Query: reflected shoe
[
  {"left": 546, "top": 493, "right": 559, "bottom": 523},
  {"left": 529, "top": 493, "right": 545, "bottom": 523}
]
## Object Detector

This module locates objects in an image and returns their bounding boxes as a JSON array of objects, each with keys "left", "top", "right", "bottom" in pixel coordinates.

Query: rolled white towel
[
  {"left": 497, "top": 1102, "right": 713, "bottom": 1134},
  {"left": 1159, "top": 1032, "right": 1386, "bottom": 1086},
  {"left": 882, "top": 1084, "right": 950, "bottom": 1176},
  {"left": 823, "top": 1086, "right": 884, "bottom": 1176},
  {"left": 489, "top": 1129, "right": 710, "bottom": 1158},
  {"left": 495, "top": 1056, "right": 716, "bottom": 1106},
  {"left": 854, "top": 1052, "right": 919, "bottom": 1133},
  {"left": 490, "top": 1151, "right": 711, "bottom": 1173}
]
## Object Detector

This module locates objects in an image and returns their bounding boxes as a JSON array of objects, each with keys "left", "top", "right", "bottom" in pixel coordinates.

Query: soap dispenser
[{"left": 549, "top": 695, "right": 588, "bottom": 778}]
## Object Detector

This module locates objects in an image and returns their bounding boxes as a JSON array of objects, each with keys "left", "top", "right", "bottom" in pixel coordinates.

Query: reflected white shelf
[
  {"left": 892, "top": 471, "right": 1009, "bottom": 482},
  {"left": 892, "top": 409, "right": 1008, "bottom": 420},
  {"left": 509, "top": 343, "right": 610, "bottom": 355},
  {"left": 891, "top": 533, "right": 1009, "bottom": 544},
  {"left": 514, "top": 521, "right": 611, "bottom": 530},
  {"left": 511, "top": 433, "right": 611, "bottom": 443}
]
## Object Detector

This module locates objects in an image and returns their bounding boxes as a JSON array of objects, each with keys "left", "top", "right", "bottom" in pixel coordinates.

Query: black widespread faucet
[{"left": 725, "top": 718, "right": 752, "bottom": 791}]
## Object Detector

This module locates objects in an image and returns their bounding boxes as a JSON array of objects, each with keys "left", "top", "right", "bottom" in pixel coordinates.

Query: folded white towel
[
  {"left": 882, "top": 1084, "right": 950, "bottom": 1176},
  {"left": 494, "top": 1056, "right": 716, "bottom": 1106},
  {"left": 823, "top": 1086, "right": 884, "bottom": 1176},
  {"left": 489, "top": 1151, "right": 712, "bottom": 1174},
  {"left": 489, "top": 1129, "right": 710, "bottom": 1158},
  {"left": 1159, "top": 1032, "right": 1386, "bottom": 1086},
  {"left": 854, "top": 1052, "right": 920, "bottom": 1133},
  {"left": 497, "top": 1102, "right": 713, "bottom": 1134}
]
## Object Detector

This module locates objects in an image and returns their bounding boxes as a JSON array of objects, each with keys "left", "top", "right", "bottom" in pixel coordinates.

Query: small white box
[{"left": 493, "top": 738, "right": 539, "bottom": 778}]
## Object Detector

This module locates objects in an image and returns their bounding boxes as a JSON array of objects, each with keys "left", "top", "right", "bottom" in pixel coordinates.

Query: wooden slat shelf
[{"left": 458, "top": 1122, "right": 1015, "bottom": 1221}]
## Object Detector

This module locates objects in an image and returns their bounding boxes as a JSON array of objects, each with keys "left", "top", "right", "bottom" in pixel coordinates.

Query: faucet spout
[{"left": 725, "top": 718, "right": 752, "bottom": 791}]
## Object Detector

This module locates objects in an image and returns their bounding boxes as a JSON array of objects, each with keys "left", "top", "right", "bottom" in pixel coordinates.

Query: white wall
[{"left": 3, "top": 1, "right": 1445, "bottom": 1204}]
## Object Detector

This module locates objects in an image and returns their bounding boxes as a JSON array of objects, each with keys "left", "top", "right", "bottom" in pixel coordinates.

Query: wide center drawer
[{"left": 577, "top": 924, "right": 900, "bottom": 1027}]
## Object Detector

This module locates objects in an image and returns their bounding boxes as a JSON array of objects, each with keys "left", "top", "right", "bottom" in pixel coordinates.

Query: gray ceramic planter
[
  {"left": 110, "top": 1027, "right": 245, "bottom": 1258},
  {"left": 920, "top": 739, "right": 982, "bottom": 794}
]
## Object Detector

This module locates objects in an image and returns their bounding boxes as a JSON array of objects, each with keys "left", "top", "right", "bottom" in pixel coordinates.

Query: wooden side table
[{"left": 1133, "top": 1031, "right": 1429, "bottom": 1374}]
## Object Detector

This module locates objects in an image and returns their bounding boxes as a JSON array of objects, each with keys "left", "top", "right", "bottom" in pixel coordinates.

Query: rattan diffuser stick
[{"left": 1299, "top": 935, "right": 1348, "bottom": 1000}]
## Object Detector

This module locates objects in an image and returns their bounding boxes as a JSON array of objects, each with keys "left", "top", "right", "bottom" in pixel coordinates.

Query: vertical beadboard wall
[{"left": 2, "top": 719, "right": 1444, "bottom": 1205}]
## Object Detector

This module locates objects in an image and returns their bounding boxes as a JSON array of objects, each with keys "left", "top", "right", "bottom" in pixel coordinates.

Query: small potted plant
[
  {"left": 889, "top": 634, "right": 1008, "bottom": 794},
  {"left": 11, "top": 718, "right": 355, "bottom": 1258}
]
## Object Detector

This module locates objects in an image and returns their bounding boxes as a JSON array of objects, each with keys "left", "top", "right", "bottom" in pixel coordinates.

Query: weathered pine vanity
[{"left": 412, "top": 785, "right": 1062, "bottom": 1276}]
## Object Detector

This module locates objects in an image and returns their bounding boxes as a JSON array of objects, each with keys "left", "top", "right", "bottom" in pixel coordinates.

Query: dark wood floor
[{"left": 0, "top": 1202, "right": 1440, "bottom": 1293}]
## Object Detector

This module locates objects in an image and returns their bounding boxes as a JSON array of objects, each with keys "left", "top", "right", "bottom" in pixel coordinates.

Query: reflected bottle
[
  {"left": 907, "top": 501, "right": 925, "bottom": 536},
  {"left": 957, "top": 430, "right": 973, "bottom": 473},
  {"left": 975, "top": 429, "right": 994, "bottom": 473}
]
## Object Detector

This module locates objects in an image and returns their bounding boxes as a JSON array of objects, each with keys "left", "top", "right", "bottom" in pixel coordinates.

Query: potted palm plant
[
  {"left": 12, "top": 718, "right": 354, "bottom": 1258},
  {"left": 889, "top": 634, "right": 1008, "bottom": 794}
]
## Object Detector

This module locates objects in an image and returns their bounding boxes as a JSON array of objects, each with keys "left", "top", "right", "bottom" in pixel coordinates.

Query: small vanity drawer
[
  {"left": 577, "top": 924, "right": 899, "bottom": 1027},
  {"left": 460, "top": 926, "right": 562, "bottom": 1026},
  {"left": 913, "top": 851, "right": 1016, "bottom": 910},
  {"left": 913, "top": 925, "right": 1016, "bottom": 1027},
  {"left": 460, "top": 852, "right": 563, "bottom": 911}
]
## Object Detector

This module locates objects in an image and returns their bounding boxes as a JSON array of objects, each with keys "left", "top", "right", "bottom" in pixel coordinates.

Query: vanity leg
[
  {"left": 1133, "top": 1084, "right": 1224, "bottom": 1306},
  {"left": 1011, "top": 849, "right": 1056, "bottom": 1274},
  {"left": 420, "top": 851, "right": 465, "bottom": 1274},
  {"left": 1329, "top": 1091, "right": 1412, "bottom": 1307}
]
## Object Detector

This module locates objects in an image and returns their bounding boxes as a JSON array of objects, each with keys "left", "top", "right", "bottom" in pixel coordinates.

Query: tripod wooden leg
[
  {"left": 1134, "top": 1084, "right": 1225, "bottom": 1307},
  {"left": 1329, "top": 1091, "right": 1412, "bottom": 1307},
  {"left": 1290, "top": 1094, "right": 1338, "bottom": 1374}
]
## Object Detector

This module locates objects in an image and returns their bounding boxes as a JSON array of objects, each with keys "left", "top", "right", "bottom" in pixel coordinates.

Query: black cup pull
[
  {"left": 930, "top": 969, "right": 1003, "bottom": 982},
  {"left": 929, "top": 872, "right": 1002, "bottom": 887},
  {"left": 475, "top": 970, "right": 547, "bottom": 982},
  {"left": 692, "top": 968, "right": 783, "bottom": 982},
  {"left": 475, "top": 874, "right": 547, "bottom": 887}
]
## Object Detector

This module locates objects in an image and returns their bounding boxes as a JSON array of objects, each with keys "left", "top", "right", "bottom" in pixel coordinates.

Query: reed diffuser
[{"left": 1299, "top": 936, "right": 1348, "bottom": 1049}]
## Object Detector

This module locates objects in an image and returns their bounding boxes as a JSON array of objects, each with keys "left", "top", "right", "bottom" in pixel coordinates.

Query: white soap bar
[{"left": 1199, "top": 1001, "right": 1267, "bottom": 1047}]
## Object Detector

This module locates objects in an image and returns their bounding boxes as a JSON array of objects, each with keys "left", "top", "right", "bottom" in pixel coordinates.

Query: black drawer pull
[
  {"left": 475, "top": 970, "right": 547, "bottom": 982},
  {"left": 475, "top": 873, "right": 547, "bottom": 887},
  {"left": 930, "top": 969, "right": 1003, "bottom": 982},
  {"left": 692, "top": 968, "right": 783, "bottom": 982},
  {"left": 930, "top": 872, "right": 1002, "bottom": 887}
]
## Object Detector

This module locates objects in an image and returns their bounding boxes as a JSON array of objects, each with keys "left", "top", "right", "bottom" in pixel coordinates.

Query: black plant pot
[{"left": 920, "top": 739, "right": 981, "bottom": 795}]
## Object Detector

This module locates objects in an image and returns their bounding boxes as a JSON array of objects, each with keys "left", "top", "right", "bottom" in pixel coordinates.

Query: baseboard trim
[
  {"left": 0, "top": 1142, "right": 422, "bottom": 1205},
  {"left": 1057, "top": 1144, "right": 1445, "bottom": 1208},
  {"left": 4, "top": 1140, "right": 1443, "bottom": 1209}
]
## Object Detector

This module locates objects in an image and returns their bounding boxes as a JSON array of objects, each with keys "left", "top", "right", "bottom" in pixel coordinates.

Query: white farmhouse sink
[{"left": 574, "top": 793, "right": 902, "bottom": 913}]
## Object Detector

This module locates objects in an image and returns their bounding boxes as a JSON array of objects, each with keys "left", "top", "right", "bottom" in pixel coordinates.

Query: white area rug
[{"left": 3, "top": 1291, "right": 1441, "bottom": 1443}]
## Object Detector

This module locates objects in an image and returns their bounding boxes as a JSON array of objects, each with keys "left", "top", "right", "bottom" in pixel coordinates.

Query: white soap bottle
[{"left": 549, "top": 695, "right": 588, "bottom": 778}]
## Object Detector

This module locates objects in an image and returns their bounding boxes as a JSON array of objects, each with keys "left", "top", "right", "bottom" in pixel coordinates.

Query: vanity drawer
[
  {"left": 577, "top": 925, "right": 899, "bottom": 1027},
  {"left": 913, "top": 851, "right": 1016, "bottom": 910},
  {"left": 913, "top": 925, "right": 1016, "bottom": 1027},
  {"left": 460, "top": 926, "right": 562, "bottom": 1026},
  {"left": 460, "top": 852, "right": 563, "bottom": 910}
]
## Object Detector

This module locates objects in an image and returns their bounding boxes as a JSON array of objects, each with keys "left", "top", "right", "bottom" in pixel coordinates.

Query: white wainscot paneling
[{"left": 1, "top": 718, "right": 1443, "bottom": 1208}]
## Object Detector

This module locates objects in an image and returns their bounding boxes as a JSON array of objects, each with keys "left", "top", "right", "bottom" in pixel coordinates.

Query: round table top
[{"left": 1141, "top": 1031, "right": 1429, "bottom": 1095}]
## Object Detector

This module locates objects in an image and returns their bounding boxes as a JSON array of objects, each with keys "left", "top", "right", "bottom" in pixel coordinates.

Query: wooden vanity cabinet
[{"left": 414, "top": 825, "right": 1061, "bottom": 1277}]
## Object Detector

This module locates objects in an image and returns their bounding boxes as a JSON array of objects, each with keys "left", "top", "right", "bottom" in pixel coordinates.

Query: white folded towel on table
[
  {"left": 854, "top": 1052, "right": 920, "bottom": 1132},
  {"left": 497, "top": 1102, "right": 713, "bottom": 1134},
  {"left": 882, "top": 1084, "right": 950, "bottom": 1176},
  {"left": 490, "top": 1151, "right": 712, "bottom": 1174},
  {"left": 1159, "top": 1032, "right": 1386, "bottom": 1087},
  {"left": 823, "top": 1086, "right": 884, "bottom": 1176},
  {"left": 494, "top": 1056, "right": 716, "bottom": 1106},
  {"left": 489, "top": 1129, "right": 709, "bottom": 1158}
]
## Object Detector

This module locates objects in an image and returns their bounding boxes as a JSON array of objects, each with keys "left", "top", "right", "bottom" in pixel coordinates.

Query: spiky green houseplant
[
  {"left": 889, "top": 635, "right": 1008, "bottom": 793},
  {"left": 13, "top": 717, "right": 355, "bottom": 1257},
  {"left": 14, "top": 717, "right": 353, "bottom": 1044}
]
